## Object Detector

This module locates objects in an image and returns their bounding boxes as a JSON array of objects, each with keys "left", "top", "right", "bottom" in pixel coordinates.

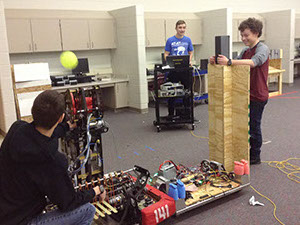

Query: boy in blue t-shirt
[
  {"left": 164, "top": 20, "right": 194, "bottom": 61},
  {"left": 164, "top": 20, "right": 194, "bottom": 117}
]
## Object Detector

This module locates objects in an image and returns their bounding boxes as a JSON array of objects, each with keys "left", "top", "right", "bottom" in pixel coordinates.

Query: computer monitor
[
  {"left": 72, "top": 58, "right": 89, "bottom": 75},
  {"left": 166, "top": 55, "right": 190, "bottom": 68}
]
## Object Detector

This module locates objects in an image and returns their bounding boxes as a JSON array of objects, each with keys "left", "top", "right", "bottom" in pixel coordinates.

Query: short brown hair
[
  {"left": 31, "top": 90, "right": 65, "bottom": 129},
  {"left": 176, "top": 20, "right": 186, "bottom": 28},
  {"left": 238, "top": 17, "right": 263, "bottom": 38}
]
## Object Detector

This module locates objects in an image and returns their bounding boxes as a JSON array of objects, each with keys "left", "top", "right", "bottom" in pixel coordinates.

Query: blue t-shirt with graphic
[{"left": 165, "top": 35, "right": 193, "bottom": 55}]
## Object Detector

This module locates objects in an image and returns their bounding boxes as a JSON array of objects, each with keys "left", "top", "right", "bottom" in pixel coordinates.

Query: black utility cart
[{"left": 153, "top": 64, "right": 194, "bottom": 132}]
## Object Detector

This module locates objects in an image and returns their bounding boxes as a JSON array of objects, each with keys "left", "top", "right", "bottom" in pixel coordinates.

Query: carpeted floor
[
  {"left": 1, "top": 78, "right": 299, "bottom": 225},
  {"left": 100, "top": 78, "right": 300, "bottom": 225}
]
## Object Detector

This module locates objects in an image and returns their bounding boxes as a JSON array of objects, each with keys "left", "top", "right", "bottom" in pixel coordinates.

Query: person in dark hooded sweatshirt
[{"left": 0, "top": 90, "right": 106, "bottom": 225}]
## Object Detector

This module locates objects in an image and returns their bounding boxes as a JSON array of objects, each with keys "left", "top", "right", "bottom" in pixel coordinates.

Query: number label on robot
[{"left": 154, "top": 205, "right": 169, "bottom": 223}]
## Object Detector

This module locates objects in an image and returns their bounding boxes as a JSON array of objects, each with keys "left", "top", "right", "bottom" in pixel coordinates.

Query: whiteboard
[
  {"left": 14, "top": 63, "right": 50, "bottom": 82},
  {"left": 17, "top": 91, "right": 42, "bottom": 117}
]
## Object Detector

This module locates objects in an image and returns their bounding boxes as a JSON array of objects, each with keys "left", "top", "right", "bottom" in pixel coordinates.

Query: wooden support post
[{"left": 208, "top": 64, "right": 250, "bottom": 172}]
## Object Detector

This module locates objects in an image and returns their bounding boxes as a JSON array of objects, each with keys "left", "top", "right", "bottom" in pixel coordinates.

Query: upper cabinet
[
  {"left": 145, "top": 18, "right": 202, "bottom": 47},
  {"left": 6, "top": 16, "right": 117, "bottom": 53},
  {"left": 60, "top": 19, "right": 90, "bottom": 51},
  {"left": 184, "top": 19, "right": 202, "bottom": 45},
  {"left": 295, "top": 18, "right": 300, "bottom": 39},
  {"left": 6, "top": 19, "right": 32, "bottom": 53},
  {"left": 232, "top": 16, "right": 266, "bottom": 42},
  {"left": 88, "top": 19, "right": 116, "bottom": 49},
  {"left": 6, "top": 18, "right": 62, "bottom": 53},
  {"left": 57, "top": 19, "right": 117, "bottom": 51},
  {"left": 145, "top": 19, "right": 165, "bottom": 47},
  {"left": 31, "top": 19, "right": 62, "bottom": 52},
  {"left": 165, "top": 18, "right": 177, "bottom": 41}
]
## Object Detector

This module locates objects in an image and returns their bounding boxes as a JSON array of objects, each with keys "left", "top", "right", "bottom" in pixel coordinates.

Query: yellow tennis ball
[{"left": 60, "top": 51, "right": 78, "bottom": 69}]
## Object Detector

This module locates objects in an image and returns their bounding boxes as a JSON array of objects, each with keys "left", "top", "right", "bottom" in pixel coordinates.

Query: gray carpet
[
  {"left": 1, "top": 79, "right": 299, "bottom": 225},
  {"left": 100, "top": 78, "right": 300, "bottom": 225}
]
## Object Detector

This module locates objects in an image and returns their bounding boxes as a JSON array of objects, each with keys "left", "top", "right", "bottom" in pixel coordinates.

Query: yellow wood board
[
  {"left": 185, "top": 181, "right": 241, "bottom": 206},
  {"left": 208, "top": 64, "right": 250, "bottom": 172}
]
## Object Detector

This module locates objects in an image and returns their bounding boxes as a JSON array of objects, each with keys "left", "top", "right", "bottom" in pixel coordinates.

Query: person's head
[
  {"left": 31, "top": 90, "right": 65, "bottom": 130},
  {"left": 238, "top": 18, "right": 263, "bottom": 47},
  {"left": 175, "top": 20, "right": 186, "bottom": 37}
]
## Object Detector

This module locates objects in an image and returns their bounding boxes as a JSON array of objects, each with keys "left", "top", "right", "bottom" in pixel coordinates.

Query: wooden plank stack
[{"left": 208, "top": 64, "right": 250, "bottom": 172}]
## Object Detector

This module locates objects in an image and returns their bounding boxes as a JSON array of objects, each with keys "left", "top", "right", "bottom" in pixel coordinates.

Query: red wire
[{"left": 159, "top": 160, "right": 179, "bottom": 170}]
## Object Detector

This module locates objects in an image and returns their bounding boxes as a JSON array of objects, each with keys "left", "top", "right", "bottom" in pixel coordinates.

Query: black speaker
[
  {"left": 215, "top": 35, "right": 230, "bottom": 64},
  {"left": 200, "top": 59, "right": 208, "bottom": 70}
]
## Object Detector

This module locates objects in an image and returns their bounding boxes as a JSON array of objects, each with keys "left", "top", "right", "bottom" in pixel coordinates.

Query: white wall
[
  {"left": 110, "top": 5, "right": 148, "bottom": 111},
  {"left": 2, "top": 0, "right": 300, "bottom": 13},
  {"left": 0, "top": 1, "right": 17, "bottom": 134},
  {"left": 196, "top": 8, "right": 232, "bottom": 60},
  {"left": 263, "top": 10, "right": 295, "bottom": 84}
]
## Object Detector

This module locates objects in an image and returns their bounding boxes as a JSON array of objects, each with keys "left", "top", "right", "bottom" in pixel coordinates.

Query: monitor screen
[
  {"left": 72, "top": 58, "right": 89, "bottom": 75},
  {"left": 166, "top": 55, "right": 190, "bottom": 68}
]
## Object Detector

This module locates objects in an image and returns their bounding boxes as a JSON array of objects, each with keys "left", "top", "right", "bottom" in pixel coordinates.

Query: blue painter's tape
[
  {"left": 145, "top": 146, "right": 156, "bottom": 151},
  {"left": 134, "top": 152, "right": 140, "bottom": 156},
  {"left": 118, "top": 156, "right": 122, "bottom": 159}
]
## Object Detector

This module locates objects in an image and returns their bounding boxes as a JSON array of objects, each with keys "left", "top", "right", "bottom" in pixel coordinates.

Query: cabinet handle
[
  {"left": 29, "top": 44, "right": 32, "bottom": 51},
  {"left": 87, "top": 42, "right": 90, "bottom": 48},
  {"left": 34, "top": 43, "right": 37, "bottom": 51},
  {"left": 91, "top": 42, "right": 94, "bottom": 48}
]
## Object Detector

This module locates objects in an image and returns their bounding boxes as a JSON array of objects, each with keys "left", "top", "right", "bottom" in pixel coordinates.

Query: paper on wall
[
  {"left": 17, "top": 91, "right": 42, "bottom": 117},
  {"left": 14, "top": 63, "right": 50, "bottom": 82}
]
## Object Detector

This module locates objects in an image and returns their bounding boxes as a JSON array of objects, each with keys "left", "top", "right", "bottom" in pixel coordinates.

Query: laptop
[{"left": 166, "top": 55, "right": 190, "bottom": 68}]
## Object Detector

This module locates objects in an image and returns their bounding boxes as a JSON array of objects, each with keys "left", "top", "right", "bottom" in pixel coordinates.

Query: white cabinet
[
  {"left": 60, "top": 19, "right": 90, "bottom": 51},
  {"left": 89, "top": 19, "right": 116, "bottom": 49},
  {"left": 61, "top": 19, "right": 116, "bottom": 51},
  {"left": 165, "top": 19, "right": 178, "bottom": 40},
  {"left": 185, "top": 19, "right": 202, "bottom": 45},
  {"left": 260, "top": 18, "right": 266, "bottom": 41},
  {"left": 31, "top": 19, "right": 62, "bottom": 52},
  {"left": 232, "top": 19, "right": 240, "bottom": 42},
  {"left": 6, "top": 18, "right": 62, "bottom": 53},
  {"left": 6, "top": 19, "right": 33, "bottom": 53},
  {"left": 102, "top": 82, "right": 128, "bottom": 109},
  {"left": 145, "top": 18, "right": 165, "bottom": 47},
  {"left": 115, "top": 82, "right": 128, "bottom": 108},
  {"left": 295, "top": 18, "right": 300, "bottom": 39}
]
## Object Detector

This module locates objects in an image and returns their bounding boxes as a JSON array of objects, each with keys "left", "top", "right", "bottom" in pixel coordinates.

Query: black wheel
[
  {"left": 157, "top": 126, "right": 161, "bottom": 132},
  {"left": 204, "top": 99, "right": 208, "bottom": 104},
  {"left": 191, "top": 124, "right": 195, "bottom": 130}
]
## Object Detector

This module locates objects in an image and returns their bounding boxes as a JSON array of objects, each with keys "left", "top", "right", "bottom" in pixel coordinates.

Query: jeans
[
  {"left": 250, "top": 100, "right": 268, "bottom": 159},
  {"left": 28, "top": 203, "right": 96, "bottom": 225}
]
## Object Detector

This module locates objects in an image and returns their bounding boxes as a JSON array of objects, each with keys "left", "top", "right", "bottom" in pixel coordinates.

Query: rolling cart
[{"left": 153, "top": 64, "right": 194, "bottom": 132}]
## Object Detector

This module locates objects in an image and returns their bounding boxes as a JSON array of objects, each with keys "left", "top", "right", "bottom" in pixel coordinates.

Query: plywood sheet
[{"left": 208, "top": 64, "right": 249, "bottom": 172}]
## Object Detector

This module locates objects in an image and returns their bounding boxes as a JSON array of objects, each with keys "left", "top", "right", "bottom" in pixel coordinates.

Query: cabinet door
[
  {"left": 165, "top": 19, "right": 178, "bottom": 40},
  {"left": 89, "top": 19, "right": 116, "bottom": 49},
  {"left": 185, "top": 19, "right": 202, "bottom": 45},
  {"left": 232, "top": 19, "right": 239, "bottom": 42},
  {"left": 296, "top": 18, "right": 300, "bottom": 39},
  {"left": 115, "top": 82, "right": 128, "bottom": 108},
  {"left": 145, "top": 18, "right": 165, "bottom": 47},
  {"left": 6, "top": 18, "right": 32, "bottom": 53},
  {"left": 260, "top": 18, "right": 266, "bottom": 41},
  {"left": 31, "top": 19, "right": 62, "bottom": 52},
  {"left": 60, "top": 19, "right": 90, "bottom": 51}
]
